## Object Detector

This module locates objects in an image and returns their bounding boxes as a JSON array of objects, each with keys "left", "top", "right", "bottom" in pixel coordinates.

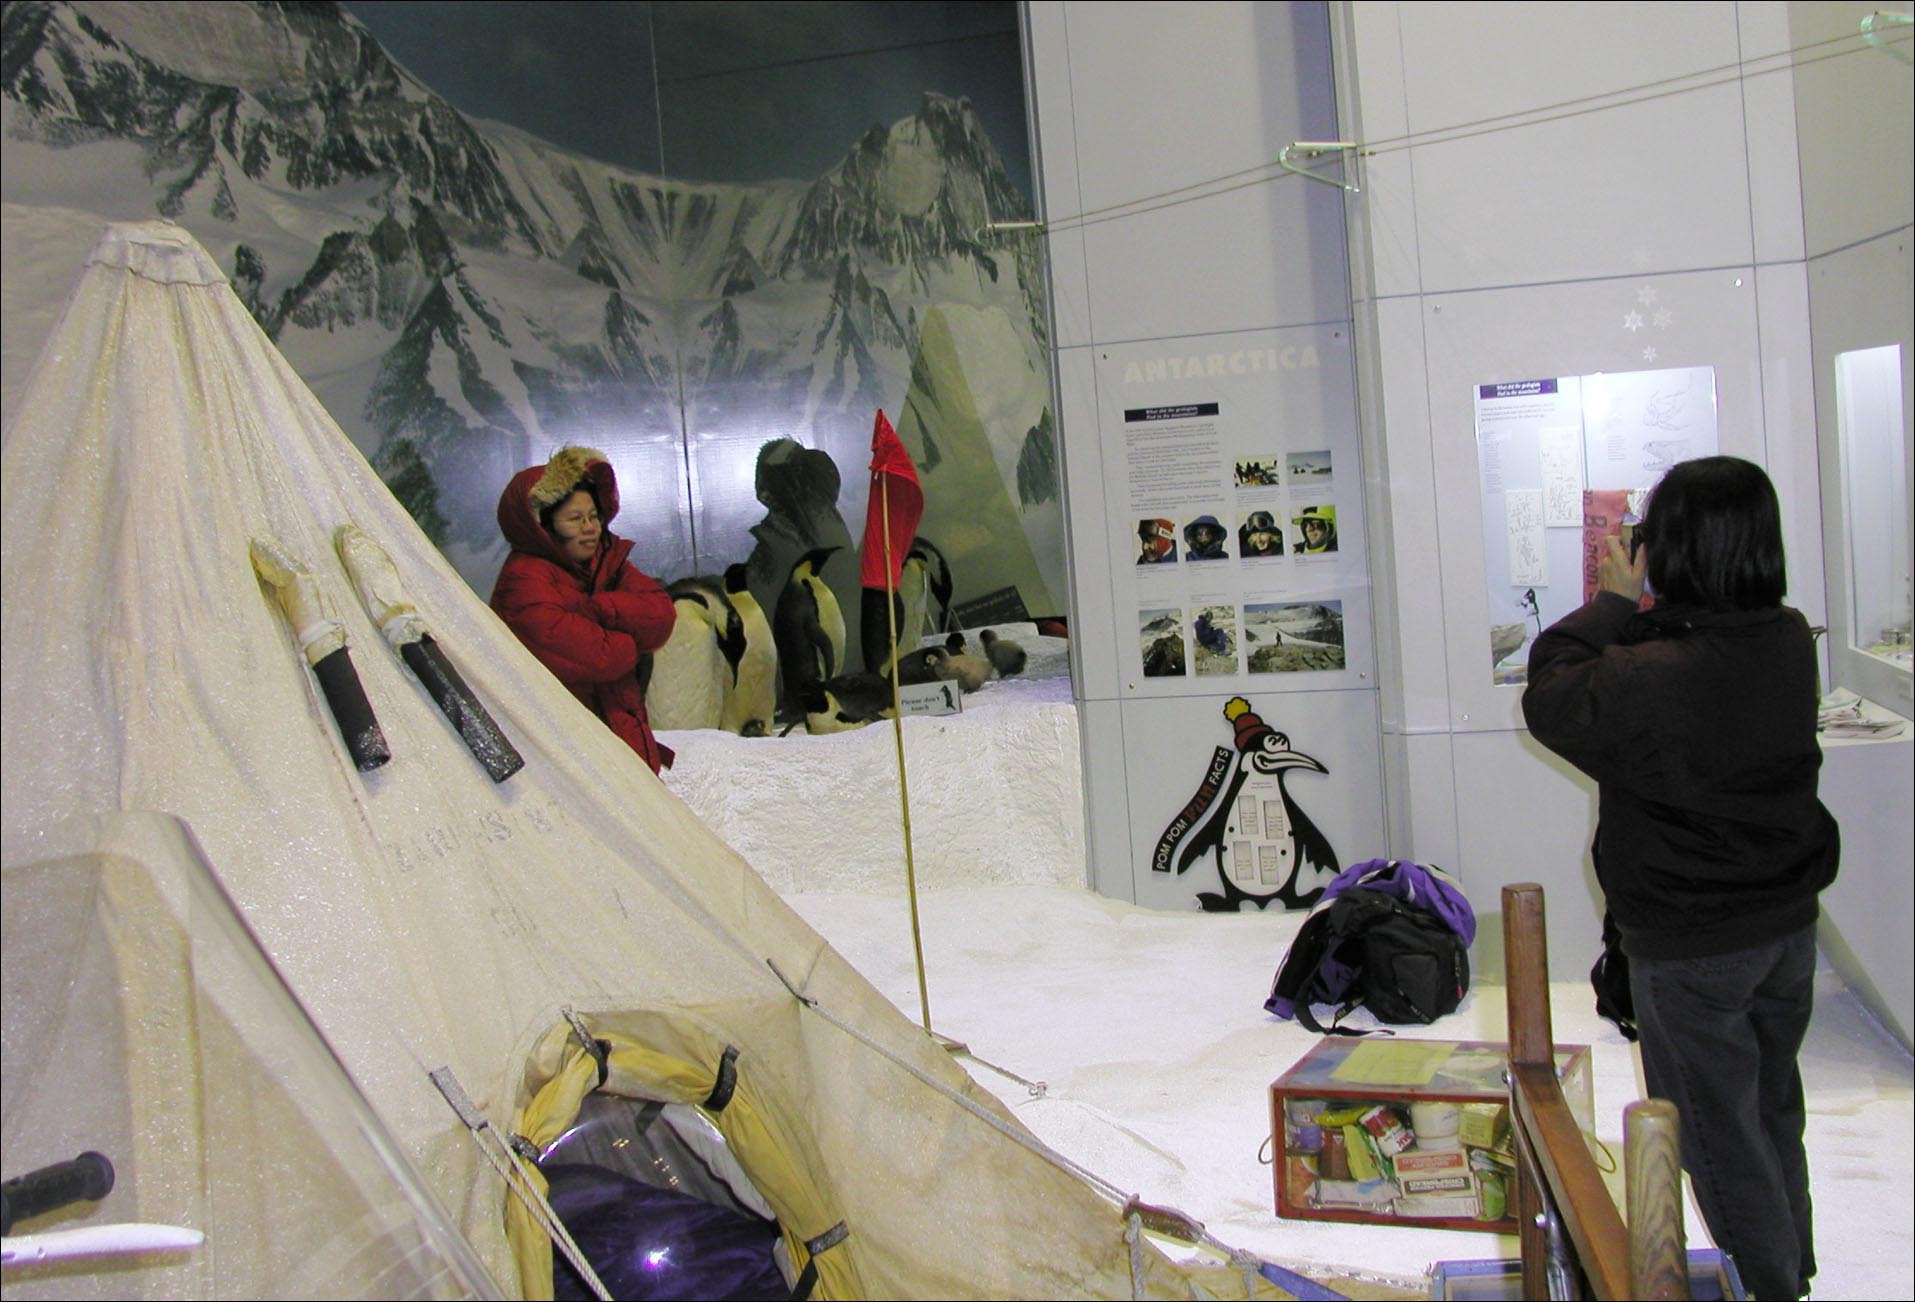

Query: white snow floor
[{"left": 660, "top": 649, "right": 1915, "bottom": 1300}]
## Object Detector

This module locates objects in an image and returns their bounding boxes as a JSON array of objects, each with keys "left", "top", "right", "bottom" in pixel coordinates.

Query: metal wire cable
[{"left": 1018, "top": 23, "right": 1911, "bottom": 238}]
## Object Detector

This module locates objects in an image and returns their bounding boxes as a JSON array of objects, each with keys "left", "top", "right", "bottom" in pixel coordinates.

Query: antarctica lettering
[{"left": 1121, "top": 346, "right": 1319, "bottom": 385}]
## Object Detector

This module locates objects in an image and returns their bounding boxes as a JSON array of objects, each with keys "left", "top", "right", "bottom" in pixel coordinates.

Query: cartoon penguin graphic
[
  {"left": 773, "top": 547, "right": 845, "bottom": 712},
  {"left": 720, "top": 562, "right": 778, "bottom": 736},
  {"left": 1175, "top": 697, "right": 1338, "bottom": 911}
]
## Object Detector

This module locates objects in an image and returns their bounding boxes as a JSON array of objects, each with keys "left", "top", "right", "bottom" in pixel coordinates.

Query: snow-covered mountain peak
[{"left": 66, "top": 1, "right": 399, "bottom": 99}]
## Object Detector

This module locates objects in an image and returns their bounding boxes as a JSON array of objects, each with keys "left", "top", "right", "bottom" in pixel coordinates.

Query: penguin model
[
  {"left": 902, "top": 538, "right": 955, "bottom": 637},
  {"left": 892, "top": 643, "right": 949, "bottom": 685},
  {"left": 935, "top": 632, "right": 993, "bottom": 693},
  {"left": 720, "top": 562, "right": 778, "bottom": 736},
  {"left": 979, "top": 628, "right": 1027, "bottom": 678},
  {"left": 773, "top": 547, "right": 845, "bottom": 712},
  {"left": 644, "top": 588, "right": 737, "bottom": 732},
  {"left": 784, "top": 672, "right": 896, "bottom": 735},
  {"left": 1175, "top": 697, "right": 1338, "bottom": 912}
]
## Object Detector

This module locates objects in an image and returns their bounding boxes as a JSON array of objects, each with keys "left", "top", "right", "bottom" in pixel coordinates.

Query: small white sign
[{"left": 897, "top": 679, "right": 962, "bottom": 717}]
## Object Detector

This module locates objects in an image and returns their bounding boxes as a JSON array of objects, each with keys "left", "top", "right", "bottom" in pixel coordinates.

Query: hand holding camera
[{"left": 1598, "top": 532, "right": 1646, "bottom": 603}]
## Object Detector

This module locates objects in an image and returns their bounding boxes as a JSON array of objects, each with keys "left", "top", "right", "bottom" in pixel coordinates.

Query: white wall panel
[
  {"left": 1076, "top": 696, "right": 1134, "bottom": 899},
  {"left": 1406, "top": 83, "right": 1754, "bottom": 293},
  {"left": 1788, "top": 1, "right": 1915, "bottom": 258},
  {"left": 1048, "top": 1, "right": 1348, "bottom": 338},
  {"left": 1819, "top": 735, "right": 1915, "bottom": 1046},
  {"left": 1373, "top": 295, "right": 1450, "bottom": 733},
  {"left": 1417, "top": 269, "right": 1765, "bottom": 732},
  {"left": 1737, "top": 3, "right": 1808, "bottom": 266},
  {"left": 1053, "top": 343, "right": 1123, "bottom": 698},
  {"left": 1752, "top": 262, "right": 1829, "bottom": 632},
  {"left": 1025, "top": 2, "right": 1096, "bottom": 349},
  {"left": 1400, "top": 729, "right": 1462, "bottom": 874},
  {"left": 1337, "top": 3, "right": 1419, "bottom": 300},
  {"left": 1396, "top": 3, "right": 1739, "bottom": 134},
  {"left": 1075, "top": 185, "right": 1351, "bottom": 341},
  {"left": 1451, "top": 730, "right": 1606, "bottom": 982},
  {"left": 1052, "top": 3, "right": 1335, "bottom": 214}
]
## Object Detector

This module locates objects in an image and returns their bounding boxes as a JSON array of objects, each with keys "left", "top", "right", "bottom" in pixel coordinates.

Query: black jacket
[{"left": 1522, "top": 592, "right": 1838, "bottom": 959}]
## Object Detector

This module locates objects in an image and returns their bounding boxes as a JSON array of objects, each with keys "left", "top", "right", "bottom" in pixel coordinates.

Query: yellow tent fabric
[{"left": 0, "top": 222, "right": 1316, "bottom": 1298}]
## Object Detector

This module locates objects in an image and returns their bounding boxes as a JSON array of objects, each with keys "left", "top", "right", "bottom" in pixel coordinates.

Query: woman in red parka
[{"left": 492, "top": 446, "right": 677, "bottom": 772}]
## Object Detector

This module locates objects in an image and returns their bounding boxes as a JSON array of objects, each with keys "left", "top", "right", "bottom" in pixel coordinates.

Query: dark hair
[
  {"left": 538, "top": 479, "right": 599, "bottom": 534},
  {"left": 1638, "top": 456, "right": 1786, "bottom": 609}
]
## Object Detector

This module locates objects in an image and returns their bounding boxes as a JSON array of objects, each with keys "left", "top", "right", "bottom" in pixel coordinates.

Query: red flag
[{"left": 859, "top": 409, "right": 924, "bottom": 590}]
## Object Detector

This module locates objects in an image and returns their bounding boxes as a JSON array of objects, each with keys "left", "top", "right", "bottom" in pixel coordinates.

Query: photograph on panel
[
  {"left": 1135, "top": 516, "right": 1177, "bottom": 565},
  {"left": 1245, "top": 600, "right": 1345, "bottom": 672},
  {"left": 1287, "top": 449, "right": 1333, "bottom": 483},
  {"left": 1233, "top": 455, "right": 1281, "bottom": 487},
  {"left": 1291, "top": 503, "right": 1338, "bottom": 554},
  {"left": 1237, "top": 509, "right": 1284, "bottom": 558},
  {"left": 1182, "top": 514, "right": 1231, "bottom": 562},
  {"left": 1192, "top": 604, "right": 1240, "bottom": 676},
  {"left": 1140, "top": 608, "right": 1187, "bottom": 678}
]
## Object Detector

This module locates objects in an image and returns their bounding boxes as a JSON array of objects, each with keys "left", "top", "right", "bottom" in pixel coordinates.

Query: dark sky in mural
[{"left": 344, "top": 0, "right": 1032, "bottom": 204}]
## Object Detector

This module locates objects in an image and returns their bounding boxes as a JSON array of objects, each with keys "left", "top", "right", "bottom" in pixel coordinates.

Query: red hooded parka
[{"left": 491, "top": 447, "right": 677, "bottom": 772}]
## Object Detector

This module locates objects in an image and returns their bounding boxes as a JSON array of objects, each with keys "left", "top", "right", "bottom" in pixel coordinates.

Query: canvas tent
[
  {"left": 1, "top": 811, "right": 497, "bottom": 1297},
  {"left": 0, "top": 222, "right": 1313, "bottom": 1299}
]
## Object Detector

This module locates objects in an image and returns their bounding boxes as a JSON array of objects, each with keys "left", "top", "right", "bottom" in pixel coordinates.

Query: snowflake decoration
[
  {"left": 1636, "top": 286, "right": 1659, "bottom": 305},
  {"left": 1653, "top": 307, "right": 1673, "bottom": 329},
  {"left": 1642, "top": 345, "right": 1659, "bottom": 362},
  {"left": 1624, "top": 310, "right": 1645, "bottom": 333}
]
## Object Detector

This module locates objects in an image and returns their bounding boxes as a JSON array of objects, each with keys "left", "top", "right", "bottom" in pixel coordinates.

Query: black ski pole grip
[
  {"left": 311, "top": 646, "right": 391, "bottom": 771},
  {"left": 1, "top": 1151, "right": 115, "bottom": 1234},
  {"left": 400, "top": 636, "right": 525, "bottom": 783}
]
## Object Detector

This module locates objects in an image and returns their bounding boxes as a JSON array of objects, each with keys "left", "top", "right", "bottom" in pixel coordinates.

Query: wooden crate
[{"left": 1269, "top": 1037, "right": 1591, "bottom": 1231}]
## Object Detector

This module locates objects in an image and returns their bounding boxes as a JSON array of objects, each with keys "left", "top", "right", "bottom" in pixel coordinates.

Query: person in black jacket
[{"left": 1523, "top": 456, "right": 1837, "bottom": 1302}]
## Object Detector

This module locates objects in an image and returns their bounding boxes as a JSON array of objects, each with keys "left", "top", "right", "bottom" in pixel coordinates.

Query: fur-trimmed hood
[{"left": 497, "top": 445, "right": 623, "bottom": 561}]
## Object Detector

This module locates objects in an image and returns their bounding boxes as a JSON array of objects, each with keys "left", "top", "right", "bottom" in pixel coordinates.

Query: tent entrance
[{"left": 535, "top": 1093, "right": 790, "bottom": 1300}]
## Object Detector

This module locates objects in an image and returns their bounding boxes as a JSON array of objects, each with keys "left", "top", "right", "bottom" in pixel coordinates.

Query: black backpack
[{"left": 1265, "top": 886, "right": 1471, "bottom": 1035}]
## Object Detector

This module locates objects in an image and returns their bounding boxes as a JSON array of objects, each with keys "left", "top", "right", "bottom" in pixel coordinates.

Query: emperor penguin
[
  {"left": 720, "top": 563, "right": 778, "bottom": 737},
  {"left": 902, "top": 538, "right": 955, "bottom": 638},
  {"left": 1175, "top": 697, "right": 1338, "bottom": 912},
  {"left": 784, "top": 672, "right": 896, "bottom": 736},
  {"left": 644, "top": 590, "right": 725, "bottom": 732},
  {"left": 644, "top": 580, "right": 746, "bottom": 732},
  {"left": 773, "top": 547, "right": 844, "bottom": 712}
]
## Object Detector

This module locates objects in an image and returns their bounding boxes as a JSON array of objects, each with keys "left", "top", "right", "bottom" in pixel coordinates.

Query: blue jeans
[{"left": 1630, "top": 926, "right": 1817, "bottom": 1301}]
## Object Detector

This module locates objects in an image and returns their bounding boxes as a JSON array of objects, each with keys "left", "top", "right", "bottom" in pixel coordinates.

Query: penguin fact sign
[{"left": 1153, "top": 696, "right": 1339, "bottom": 911}]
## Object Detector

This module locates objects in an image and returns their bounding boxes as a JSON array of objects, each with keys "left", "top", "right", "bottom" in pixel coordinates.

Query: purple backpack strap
[{"left": 1319, "top": 859, "right": 1477, "bottom": 945}]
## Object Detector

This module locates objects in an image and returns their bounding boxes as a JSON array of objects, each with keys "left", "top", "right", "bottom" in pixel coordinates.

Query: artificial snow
[{"left": 663, "top": 658, "right": 1915, "bottom": 1300}]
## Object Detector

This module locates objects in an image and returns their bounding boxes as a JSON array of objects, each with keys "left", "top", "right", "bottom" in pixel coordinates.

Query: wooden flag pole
[{"left": 881, "top": 476, "right": 934, "bottom": 1034}]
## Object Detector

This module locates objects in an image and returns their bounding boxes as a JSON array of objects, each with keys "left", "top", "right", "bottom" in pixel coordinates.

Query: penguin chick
[
  {"left": 720, "top": 562, "right": 777, "bottom": 736},
  {"left": 934, "top": 634, "right": 992, "bottom": 693},
  {"left": 979, "top": 628, "right": 1027, "bottom": 678}
]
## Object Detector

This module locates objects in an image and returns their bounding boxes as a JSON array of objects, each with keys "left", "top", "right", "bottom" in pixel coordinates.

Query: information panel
[
  {"left": 1097, "top": 325, "right": 1371, "bottom": 696},
  {"left": 1475, "top": 366, "right": 1718, "bottom": 684}
]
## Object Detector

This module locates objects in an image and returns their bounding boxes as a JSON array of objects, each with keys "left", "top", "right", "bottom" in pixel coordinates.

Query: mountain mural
[{"left": 0, "top": 0, "right": 1059, "bottom": 626}]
